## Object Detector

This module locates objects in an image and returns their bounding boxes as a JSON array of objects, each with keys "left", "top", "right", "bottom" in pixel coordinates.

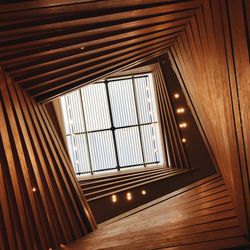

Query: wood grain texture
[
  {"left": 168, "top": 0, "right": 250, "bottom": 236},
  {"left": 0, "top": 68, "right": 96, "bottom": 250},
  {"left": 153, "top": 63, "right": 189, "bottom": 169},
  {"left": 80, "top": 167, "right": 190, "bottom": 201},
  {"left": 0, "top": 0, "right": 201, "bottom": 101},
  {"left": 64, "top": 174, "right": 250, "bottom": 249},
  {"left": 0, "top": 0, "right": 249, "bottom": 248}
]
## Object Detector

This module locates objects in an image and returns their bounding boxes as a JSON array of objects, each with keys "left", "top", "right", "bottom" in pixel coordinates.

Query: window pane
[
  {"left": 60, "top": 74, "right": 164, "bottom": 176},
  {"left": 134, "top": 76, "right": 158, "bottom": 124},
  {"left": 81, "top": 83, "right": 111, "bottom": 131},
  {"left": 108, "top": 78, "right": 138, "bottom": 127},
  {"left": 140, "top": 124, "right": 160, "bottom": 164},
  {"left": 67, "top": 134, "right": 91, "bottom": 174},
  {"left": 88, "top": 131, "right": 117, "bottom": 172},
  {"left": 115, "top": 127, "right": 143, "bottom": 167},
  {"left": 62, "top": 90, "right": 86, "bottom": 134}
]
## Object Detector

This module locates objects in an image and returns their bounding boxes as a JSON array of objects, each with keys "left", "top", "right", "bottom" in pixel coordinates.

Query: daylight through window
[{"left": 61, "top": 74, "right": 163, "bottom": 175}]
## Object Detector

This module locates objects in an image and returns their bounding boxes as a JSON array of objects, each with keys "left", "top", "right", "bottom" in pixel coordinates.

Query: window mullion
[
  {"left": 131, "top": 76, "right": 146, "bottom": 167},
  {"left": 105, "top": 80, "right": 120, "bottom": 171}
]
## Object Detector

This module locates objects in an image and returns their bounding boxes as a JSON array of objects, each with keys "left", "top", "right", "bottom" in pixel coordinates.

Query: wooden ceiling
[
  {"left": 0, "top": 0, "right": 201, "bottom": 102},
  {"left": 0, "top": 0, "right": 249, "bottom": 243}
]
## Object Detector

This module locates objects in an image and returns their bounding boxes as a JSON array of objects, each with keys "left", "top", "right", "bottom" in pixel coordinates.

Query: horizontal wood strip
[
  {"left": 66, "top": 174, "right": 249, "bottom": 250},
  {"left": 34, "top": 43, "right": 172, "bottom": 101},
  {"left": 86, "top": 169, "right": 190, "bottom": 201},
  {"left": 80, "top": 168, "right": 176, "bottom": 188}
]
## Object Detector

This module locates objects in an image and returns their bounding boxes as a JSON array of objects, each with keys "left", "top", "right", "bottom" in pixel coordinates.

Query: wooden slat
[
  {"left": 20, "top": 34, "right": 179, "bottom": 89},
  {"left": 0, "top": 0, "right": 199, "bottom": 103},
  {"left": 86, "top": 169, "right": 190, "bottom": 202},
  {"left": 0, "top": 0, "right": 193, "bottom": 16},
  {"left": 35, "top": 43, "right": 172, "bottom": 101},
  {"left": 153, "top": 63, "right": 189, "bottom": 169},
  {"left": 0, "top": 68, "right": 96, "bottom": 249},
  {"left": 64, "top": 174, "right": 250, "bottom": 250},
  {"left": 168, "top": 0, "right": 250, "bottom": 236},
  {"left": 0, "top": 0, "right": 249, "bottom": 248}
]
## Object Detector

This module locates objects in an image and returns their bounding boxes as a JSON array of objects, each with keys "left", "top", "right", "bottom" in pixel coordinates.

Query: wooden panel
[
  {"left": 169, "top": 0, "right": 250, "bottom": 236},
  {"left": 153, "top": 63, "right": 189, "bottom": 169},
  {"left": 64, "top": 174, "right": 250, "bottom": 249},
  {"left": 0, "top": 1, "right": 201, "bottom": 101},
  {"left": 0, "top": 0, "right": 249, "bottom": 247},
  {"left": 0, "top": 68, "right": 96, "bottom": 250},
  {"left": 80, "top": 167, "right": 189, "bottom": 201}
]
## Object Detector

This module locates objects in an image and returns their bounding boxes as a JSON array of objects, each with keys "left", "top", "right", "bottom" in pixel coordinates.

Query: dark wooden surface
[
  {"left": 0, "top": 0, "right": 201, "bottom": 102},
  {"left": 80, "top": 167, "right": 190, "bottom": 201},
  {"left": 0, "top": 0, "right": 249, "bottom": 248},
  {"left": 64, "top": 174, "right": 250, "bottom": 250},
  {"left": 0, "top": 68, "right": 96, "bottom": 250},
  {"left": 168, "top": 0, "right": 250, "bottom": 237},
  {"left": 154, "top": 63, "right": 189, "bottom": 169}
]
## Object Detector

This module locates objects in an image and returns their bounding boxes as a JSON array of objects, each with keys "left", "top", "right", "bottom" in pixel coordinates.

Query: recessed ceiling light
[
  {"left": 126, "top": 192, "right": 132, "bottom": 201},
  {"left": 111, "top": 194, "right": 117, "bottom": 203},
  {"left": 174, "top": 93, "right": 180, "bottom": 99},
  {"left": 177, "top": 108, "right": 185, "bottom": 114},
  {"left": 179, "top": 123, "right": 187, "bottom": 128}
]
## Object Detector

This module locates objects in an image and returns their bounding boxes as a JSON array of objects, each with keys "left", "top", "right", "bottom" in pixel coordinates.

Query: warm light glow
[
  {"left": 32, "top": 187, "right": 36, "bottom": 192},
  {"left": 111, "top": 194, "right": 117, "bottom": 203},
  {"left": 174, "top": 93, "right": 180, "bottom": 99},
  {"left": 179, "top": 123, "right": 187, "bottom": 128},
  {"left": 141, "top": 190, "right": 146, "bottom": 195},
  {"left": 176, "top": 108, "right": 185, "bottom": 114},
  {"left": 80, "top": 47, "right": 85, "bottom": 50},
  {"left": 182, "top": 138, "right": 187, "bottom": 143},
  {"left": 126, "top": 192, "right": 132, "bottom": 201}
]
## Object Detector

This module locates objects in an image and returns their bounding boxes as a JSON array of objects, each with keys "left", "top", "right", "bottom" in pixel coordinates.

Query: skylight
[{"left": 61, "top": 74, "right": 163, "bottom": 175}]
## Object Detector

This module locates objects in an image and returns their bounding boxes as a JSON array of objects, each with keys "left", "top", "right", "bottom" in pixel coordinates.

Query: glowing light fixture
[
  {"left": 176, "top": 108, "right": 185, "bottom": 114},
  {"left": 111, "top": 194, "right": 117, "bottom": 203},
  {"left": 174, "top": 93, "right": 180, "bottom": 99},
  {"left": 179, "top": 123, "right": 187, "bottom": 128},
  {"left": 126, "top": 192, "right": 132, "bottom": 201},
  {"left": 182, "top": 138, "right": 187, "bottom": 143},
  {"left": 141, "top": 190, "right": 146, "bottom": 195},
  {"left": 32, "top": 187, "right": 36, "bottom": 192}
]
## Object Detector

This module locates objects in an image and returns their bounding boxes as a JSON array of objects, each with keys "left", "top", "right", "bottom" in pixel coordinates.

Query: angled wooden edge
[
  {"left": 86, "top": 168, "right": 196, "bottom": 202},
  {"left": 167, "top": 50, "right": 219, "bottom": 173},
  {"left": 98, "top": 173, "right": 221, "bottom": 227}
]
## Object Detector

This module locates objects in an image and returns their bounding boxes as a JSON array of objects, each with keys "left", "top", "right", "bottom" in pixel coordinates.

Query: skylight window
[{"left": 61, "top": 74, "right": 163, "bottom": 175}]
